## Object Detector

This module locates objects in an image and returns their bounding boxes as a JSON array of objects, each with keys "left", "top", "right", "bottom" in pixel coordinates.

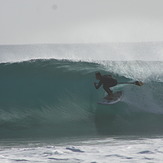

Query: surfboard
[{"left": 98, "top": 91, "right": 123, "bottom": 105}]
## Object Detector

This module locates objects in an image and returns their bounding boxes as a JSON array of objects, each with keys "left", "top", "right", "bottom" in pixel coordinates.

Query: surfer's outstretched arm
[{"left": 94, "top": 81, "right": 102, "bottom": 89}]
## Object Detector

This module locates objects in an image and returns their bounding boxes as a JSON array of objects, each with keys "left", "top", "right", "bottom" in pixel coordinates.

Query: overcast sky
[{"left": 1, "top": 0, "right": 163, "bottom": 44}]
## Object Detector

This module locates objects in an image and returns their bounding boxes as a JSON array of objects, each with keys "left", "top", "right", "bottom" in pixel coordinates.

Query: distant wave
[{"left": 0, "top": 59, "right": 163, "bottom": 138}]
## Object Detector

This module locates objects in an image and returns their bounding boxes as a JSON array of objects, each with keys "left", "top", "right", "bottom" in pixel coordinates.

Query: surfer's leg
[{"left": 103, "top": 86, "right": 113, "bottom": 96}]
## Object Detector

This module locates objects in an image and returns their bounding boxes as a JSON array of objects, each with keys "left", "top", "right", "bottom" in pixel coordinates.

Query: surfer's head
[{"left": 95, "top": 72, "right": 102, "bottom": 80}]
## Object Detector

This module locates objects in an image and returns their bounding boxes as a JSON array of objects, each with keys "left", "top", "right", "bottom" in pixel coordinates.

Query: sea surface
[{"left": 0, "top": 43, "right": 163, "bottom": 162}]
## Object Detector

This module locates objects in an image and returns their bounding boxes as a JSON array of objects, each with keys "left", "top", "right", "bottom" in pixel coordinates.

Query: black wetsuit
[{"left": 95, "top": 75, "right": 117, "bottom": 95}]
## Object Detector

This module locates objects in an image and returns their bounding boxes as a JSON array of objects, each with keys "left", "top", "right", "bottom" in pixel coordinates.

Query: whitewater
[{"left": 0, "top": 43, "right": 163, "bottom": 163}]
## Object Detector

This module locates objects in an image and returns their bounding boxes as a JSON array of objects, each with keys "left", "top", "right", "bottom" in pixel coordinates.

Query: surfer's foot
[
  {"left": 105, "top": 94, "right": 114, "bottom": 100},
  {"left": 108, "top": 96, "right": 114, "bottom": 100}
]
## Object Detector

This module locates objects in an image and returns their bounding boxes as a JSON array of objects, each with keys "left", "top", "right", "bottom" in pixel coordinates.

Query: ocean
[{"left": 0, "top": 43, "right": 163, "bottom": 162}]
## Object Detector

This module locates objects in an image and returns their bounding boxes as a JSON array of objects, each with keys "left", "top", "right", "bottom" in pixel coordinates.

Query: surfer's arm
[{"left": 94, "top": 81, "right": 102, "bottom": 89}]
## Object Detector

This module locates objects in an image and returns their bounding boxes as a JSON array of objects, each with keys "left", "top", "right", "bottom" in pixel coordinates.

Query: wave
[{"left": 0, "top": 59, "right": 163, "bottom": 138}]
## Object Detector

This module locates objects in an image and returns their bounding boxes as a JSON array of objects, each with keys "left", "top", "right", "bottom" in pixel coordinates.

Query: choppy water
[{"left": 1, "top": 136, "right": 163, "bottom": 163}]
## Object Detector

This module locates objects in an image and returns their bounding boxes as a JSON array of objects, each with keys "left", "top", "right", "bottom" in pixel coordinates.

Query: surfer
[{"left": 94, "top": 72, "right": 117, "bottom": 98}]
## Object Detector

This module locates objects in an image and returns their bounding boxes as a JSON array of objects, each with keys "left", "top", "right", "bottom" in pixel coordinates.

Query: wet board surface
[{"left": 98, "top": 91, "right": 123, "bottom": 105}]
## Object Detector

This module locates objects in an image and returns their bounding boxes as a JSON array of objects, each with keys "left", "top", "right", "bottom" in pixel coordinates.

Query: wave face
[{"left": 0, "top": 59, "right": 163, "bottom": 138}]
